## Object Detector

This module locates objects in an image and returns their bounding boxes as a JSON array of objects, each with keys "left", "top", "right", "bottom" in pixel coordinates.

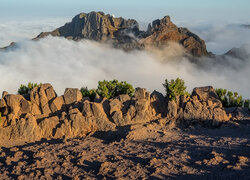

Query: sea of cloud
[{"left": 0, "top": 19, "right": 250, "bottom": 98}]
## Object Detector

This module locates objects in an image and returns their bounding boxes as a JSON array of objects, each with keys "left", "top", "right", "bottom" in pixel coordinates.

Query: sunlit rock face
[{"left": 35, "top": 11, "right": 208, "bottom": 57}]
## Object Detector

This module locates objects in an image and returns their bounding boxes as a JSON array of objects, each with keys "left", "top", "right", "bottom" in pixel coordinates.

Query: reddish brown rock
[{"left": 64, "top": 88, "right": 82, "bottom": 105}]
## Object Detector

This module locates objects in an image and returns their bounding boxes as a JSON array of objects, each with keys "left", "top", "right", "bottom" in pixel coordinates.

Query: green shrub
[
  {"left": 80, "top": 87, "right": 97, "bottom": 101},
  {"left": 244, "top": 99, "right": 250, "bottom": 109},
  {"left": 163, "top": 78, "right": 189, "bottom": 101},
  {"left": 96, "top": 80, "right": 134, "bottom": 99},
  {"left": 18, "top": 82, "right": 41, "bottom": 95},
  {"left": 216, "top": 88, "right": 244, "bottom": 107}
]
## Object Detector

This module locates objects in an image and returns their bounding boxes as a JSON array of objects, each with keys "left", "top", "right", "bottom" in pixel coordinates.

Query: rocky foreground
[{"left": 0, "top": 84, "right": 250, "bottom": 179}]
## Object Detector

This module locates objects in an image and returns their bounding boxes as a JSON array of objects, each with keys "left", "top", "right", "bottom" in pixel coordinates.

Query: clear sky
[{"left": 0, "top": 0, "right": 250, "bottom": 23}]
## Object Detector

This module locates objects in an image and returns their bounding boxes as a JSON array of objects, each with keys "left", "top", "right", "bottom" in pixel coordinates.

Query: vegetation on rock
[
  {"left": 80, "top": 87, "right": 97, "bottom": 101},
  {"left": 18, "top": 82, "right": 41, "bottom": 95},
  {"left": 96, "top": 80, "right": 134, "bottom": 99},
  {"left": 215, "top": 88, "right": 249, "bottom": 108},
  {"left": 244, "top": 99, "right": 250, "bottom": 109},
  {"left": 163, "top": 78, "right": 189, "bottom": 101},
  {"left": 81, "top": 80, "right": 135, "bottom": 100}
]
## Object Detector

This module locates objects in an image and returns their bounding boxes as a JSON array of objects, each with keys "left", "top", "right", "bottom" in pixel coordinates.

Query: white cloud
[
  {"left": 0, "top": 18, "right": 250, "bottom": 99},
  {"left": 0, "top": 36, "right": 250, "bottom": 99},
  {"left": 0, "top": 18, "right": 69, "bottom": 47}
]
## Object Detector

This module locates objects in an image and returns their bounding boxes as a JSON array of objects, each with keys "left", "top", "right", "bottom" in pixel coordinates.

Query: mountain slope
[{"left": 35, "top": 11, "right": 209, "bottom": 57}]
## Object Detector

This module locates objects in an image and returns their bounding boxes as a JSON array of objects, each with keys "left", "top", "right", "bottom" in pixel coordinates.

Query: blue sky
[{"left": 0, "top": 0, "right": 250, "bottom": 22}]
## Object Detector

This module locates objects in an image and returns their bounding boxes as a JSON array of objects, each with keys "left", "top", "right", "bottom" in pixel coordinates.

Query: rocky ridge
[
  {"left": 35, "top": 11, "right": 209, "bottom": 57},
  {"left": 1, "top": 84, "right": 249, "bottom": 146}
]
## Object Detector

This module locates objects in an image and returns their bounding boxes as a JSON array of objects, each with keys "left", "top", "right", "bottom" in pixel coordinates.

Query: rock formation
[
  {"left": 1, "top": 83, "right": 247, "bottom": 145},
  {"left": 34, "top": 11, "right": 209, "bottom": 57}
]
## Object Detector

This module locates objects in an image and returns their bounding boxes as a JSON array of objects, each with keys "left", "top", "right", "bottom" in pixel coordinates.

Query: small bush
[
  {"left": 244, "top": 99, "right": 250, "bottom": 109},
  {"left": 18, "top": 82, "right": 41, "bottom": 95},
  {"left": 163, "top": 78, "right": 189, "bottom": 101},
  {"left": 96, "top": 80, "right": 134, "bottom": 99},
  {"left": 80, "top": 87, "right": 97, "bottom": 101},
  {"left": 216, "top": 88, "right": 245, "bottom": 107}
]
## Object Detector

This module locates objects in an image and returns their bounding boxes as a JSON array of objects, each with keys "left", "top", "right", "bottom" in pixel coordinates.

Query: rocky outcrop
[
  {"left": 182, "top": 86, "right": 230, "bottom": 127},
  {"left": 142, "top": 16, "right": 208, "bottom": 57},
  {"left": 0, "top": 84, "right": 248, "bottom": 145},
  {"left": 34, "top": 11, "right": 208, "bottom": 57}
]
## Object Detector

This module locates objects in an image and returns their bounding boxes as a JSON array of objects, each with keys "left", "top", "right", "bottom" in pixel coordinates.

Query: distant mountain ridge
[{"left": 34, "top": 11, "right": 209, "bottom": 57}]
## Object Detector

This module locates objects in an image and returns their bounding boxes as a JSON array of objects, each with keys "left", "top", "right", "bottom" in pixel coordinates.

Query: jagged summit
[
  {"left": 35, "top": 11, "right": 209, "bottom": 57},
  {"left": 36, "top": 11, "right": 141, "bottom": 41}
]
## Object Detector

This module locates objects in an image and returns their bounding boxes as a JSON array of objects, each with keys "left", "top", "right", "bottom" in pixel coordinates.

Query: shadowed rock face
[
  {"left": 1, "top": 83, "right": 247, "bottom": 146},
  {"left": 34, "top": 11, "right": 208, "bottom": 56}
]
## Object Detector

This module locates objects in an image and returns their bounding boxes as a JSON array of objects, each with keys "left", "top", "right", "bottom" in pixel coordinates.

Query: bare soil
[{"left": 0, "top": 120, "right": 250, "bottom": 180}]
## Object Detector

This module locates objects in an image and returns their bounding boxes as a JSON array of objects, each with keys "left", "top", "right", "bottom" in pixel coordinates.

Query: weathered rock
[
  {"left": 91, "top": 102, "right": 115, "bottom": 131},
  {"left": 39, "top": 116, "right": 60, "bottom": 139},
  {"left": 30, "top": 83, "right": 57, "bottom": 115},
  {"left": 134, "top": 88, "right": 150, "bottom": 100},
  {"left": 82, "top": 100, "right": 93, "bottom": 117},
  {"left": 3, "top": 94, "right": 30, "bottom": 117},
  {"left": 64, "top": 88, "right": 82, "bottom": 105},
  {"left": 53, "top": 119, "right": 72, "bottom": 139},
  {"left": 2, "top": 91, "right": 8, "bottom": 98},
  {"left": 0, "top": 84, "right": 245, "bottom": 145},
  {"left": 70, "top": 108, "right": 96, "bottom": 137},
  {"left": 192, "top": 86, "right": 221, "bottom": 106},
  {"left": 183, "top": 86, "right": 230, "bottom": 127},
  {"left": 110, "top": 98, "right": 122, "bottom": 115},
  {"left": 50, "top": 96, "right": 65, "bottom": 114},
  {"left": 118, "top": 94, "right": 131, "bottom": 103},
  {"left": 167, "top": 100, "right": 178, "bottom": 118},
  {"left": 150, "top": 91, "right": 167, "bottom": 117},
  {"left": 8, "top": 114, "right": 42, "bottom": 141}
]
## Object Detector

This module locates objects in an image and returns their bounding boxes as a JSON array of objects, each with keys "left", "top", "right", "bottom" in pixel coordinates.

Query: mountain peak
[{"left": 35, "top": 11, "right": 208, "bottom": 56}]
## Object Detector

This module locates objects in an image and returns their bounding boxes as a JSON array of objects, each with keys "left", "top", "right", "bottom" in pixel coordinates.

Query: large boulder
[
  {"left": 183, "top": 86, "right": 229, "bottom": 127},
  {"left": 64, "top": 88, "right": 82, "bottom": 105},
  {"left": 0, "top": 114, "right": 42, "bottom": 142},
  {"left": 192, "top": 86, "right": 221, "bottom": 106},
  {"left": 30, "top": 83, "right": 57, "bottom": 115},
  {"left": 50, "top": 96, "right": 65, "bottom": 114},
  {"left": 150, "top": 91, "right": 167, "bottom": 117}
]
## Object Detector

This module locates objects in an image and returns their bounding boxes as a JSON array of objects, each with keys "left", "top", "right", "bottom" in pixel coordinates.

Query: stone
[
  {"left": 50, "top": 96, "right": 65, "bottom": 114},
  {"left": 118, "top": 94, "right": 131, "bottom": 103},
  {"left": 64, "top": 88, "right": 82, "bottom": 105},
  {"left": 183, "top": 86, "right": 230, "bottom": 127},
  {"left": 4, "top": 94, "right": 25, "bottom": 116},
  {"left": 134, "top": 88, "right": 150, "bottom": 100},
  {"left": 167, "top": 100, "right": 178, "bottom": 118},
  {"left": 9, "top": 114, "right": 42, "bottom": 141},
  {"left": 39, "top": 116, "right": 60, "bottom": 138},
  {"left": 71, "top": 111, "right": 96, "bottom": 137},
  {"left": 192, "top": 86, "right": 221, "bottom": 106},
  {"left": 110, "top": 98, "right": 122, "bottom": 115},
  {"left": 20, "top": 99, "right": 31, "bottom": 114},
  {"left": 82, "top": 100, "right": 93, "bottom": 118},
  {"left": 2, "top": 91, "right": 8, "bottom": 98},
  {"left": 150, "top": 91, "right": 167, "bottom": 117},
  {"left": 53, "top": 119, "right": 72, "bottom": 139},
  {"left": 91, "top": 103, "right": 115, "bottom": 131},
  {"left": 30, "top": 83, "right": 57, "bottom": 115}
]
